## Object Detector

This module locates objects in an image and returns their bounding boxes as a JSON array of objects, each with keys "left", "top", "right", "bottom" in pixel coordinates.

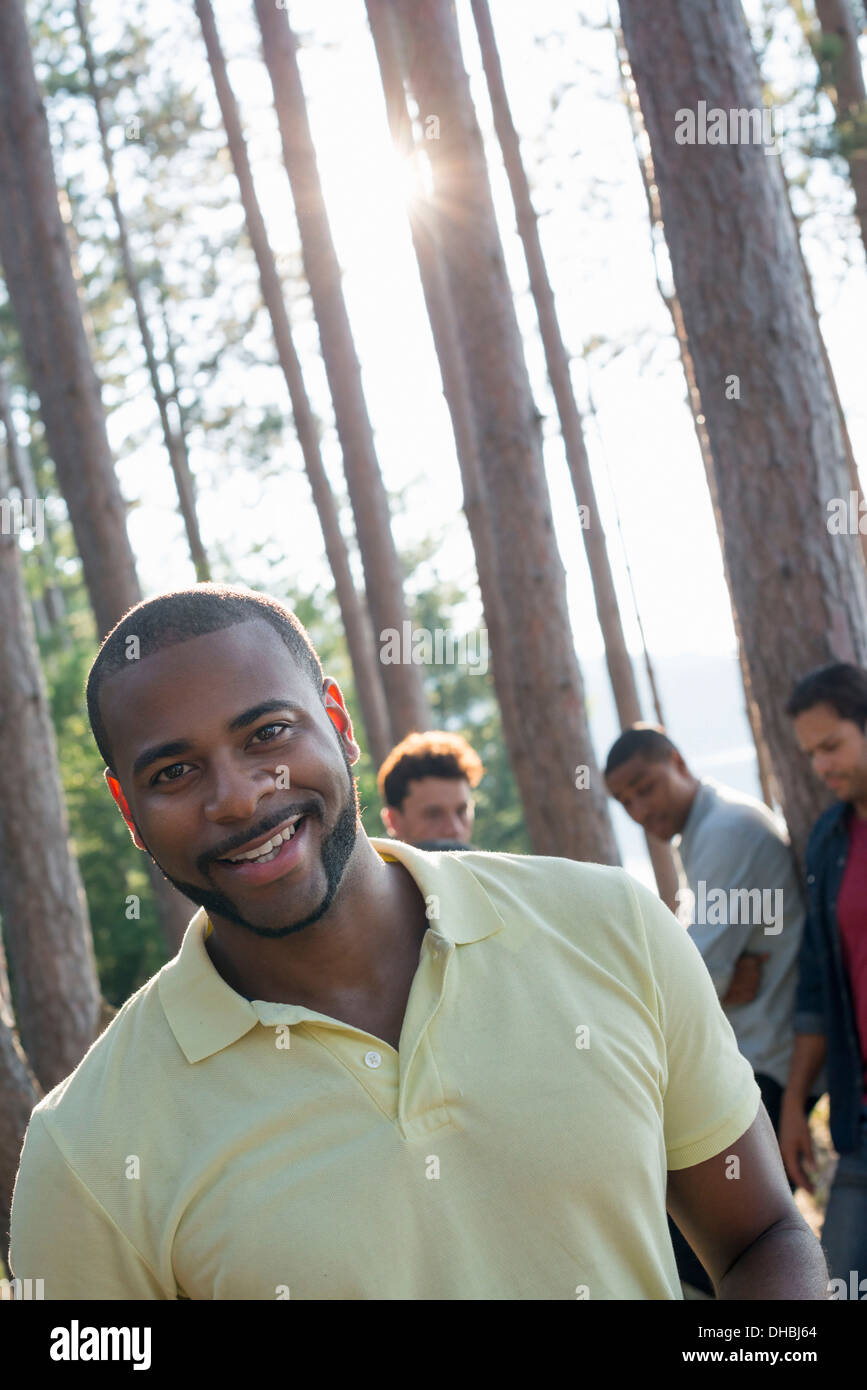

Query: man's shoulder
[
  {"left": 694, "top": 779, "right": 790, "bottom": 846},
  {"left": 452, "top": 850, "right": 645, "bottom": 923},
  {"left": 454, "top": 847, "right": 628, "bottom": 885},
  {"left": 805, "top": 800, "right": 848, "bottom": 863}
]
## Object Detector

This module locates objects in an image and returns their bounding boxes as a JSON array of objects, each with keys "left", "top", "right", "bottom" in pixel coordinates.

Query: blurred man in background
[
  {"left": 377, "top": 730, "right": 482, "bottom": 850},
  {"left": 782, "top": 663, "right": 867, "bottom": 1294},
  {"left": 605, "top": 723, "right": 817, "bottom": 1297}
]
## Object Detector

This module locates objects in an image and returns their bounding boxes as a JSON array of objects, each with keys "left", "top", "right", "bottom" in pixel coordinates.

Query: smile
[
  {"left": 212, "top": 813, "right": 313, "bottom": 888},
  {"left": 219, "top": 813, "right": 305, "bottom": 864}
]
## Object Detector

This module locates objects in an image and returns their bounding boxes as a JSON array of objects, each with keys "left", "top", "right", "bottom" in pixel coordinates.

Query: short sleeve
[
  {"left": 9, "top": 1110, "right": 170, "bottom": 1300},
  {"left": 627, "top": 875, "right": 762, "bottom": 1171}
]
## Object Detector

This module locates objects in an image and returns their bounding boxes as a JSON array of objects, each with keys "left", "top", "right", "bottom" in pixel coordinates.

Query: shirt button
[{"left": 364, "top": 1050, "right": 382, "bottom": 1069}]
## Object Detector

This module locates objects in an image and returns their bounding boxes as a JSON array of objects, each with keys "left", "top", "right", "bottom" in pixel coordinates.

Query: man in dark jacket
[{"left": 782, "top": 663, "right": 867, "bottom": 1296}]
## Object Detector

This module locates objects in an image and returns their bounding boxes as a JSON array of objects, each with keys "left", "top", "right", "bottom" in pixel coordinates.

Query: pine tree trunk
[
  {"left": 365, "top": 0, "right": 525, "bottom": 816},
  {"left": 193, "top": 0, "right": 392, "bottom": 768},
  {"left": 393, "top": 0, "right": 619, "bottom": 863},
  {"left": 471, "top": 0, "right": 678, "bottom": 903},
  {"left": 811, "top": 0, "right": 867, "bottom": 260},
  {"left": 73, "top": 0, "right": 211, "bottom": 584},
  {"left": 0, "top": 0, "right": 140, "bottom": 639},
  {"left": 0, "top": 360, "right": 65, "bottom": 637},
  {"left": 250, "top": 0, "right": 433, "bottom": 741},
  {"left": 0, "top": 0, "right": 197, "bottom": 951},
  {"left": 613, "top": 28, "right": 781, "bottom": 810},
  {"left": 618, "top": 0, "right": 867, "bottom": 866},
  {"left": 0, "top": 1008, "right": 40, "bottom": 1262},
  {"left": 0, "top": 528, "right": 102, "bottom": 1091}
]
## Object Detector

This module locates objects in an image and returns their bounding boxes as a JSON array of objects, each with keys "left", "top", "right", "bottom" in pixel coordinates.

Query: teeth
[{"left": 226, "top": 817, "right": 302, "bottom": 864}]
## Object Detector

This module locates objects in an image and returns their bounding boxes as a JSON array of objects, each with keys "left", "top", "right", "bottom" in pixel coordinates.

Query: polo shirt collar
[
  {"left": 159, "top": 838, "right": 504, "bottom": 1063},
  {"left": 368, "top": 836, "right": 504, "bottom": 945},
  {"left": 158, "top": 908, "right": 259, "bottom": 1064}
]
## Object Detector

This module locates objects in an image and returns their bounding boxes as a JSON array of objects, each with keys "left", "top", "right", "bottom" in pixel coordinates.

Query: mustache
[{"left": 199, "top": 799, "right": 322, "bottom": 871}]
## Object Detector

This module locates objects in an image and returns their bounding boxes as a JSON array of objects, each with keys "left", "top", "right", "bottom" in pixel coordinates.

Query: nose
[{"left": 203, "top": 752, "right": 275, "bottom": 825}]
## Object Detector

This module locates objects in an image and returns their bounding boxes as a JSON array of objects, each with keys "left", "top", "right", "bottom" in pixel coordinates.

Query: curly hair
[{"left": 377, "top": 730, "right": 484, "bottom": 809}]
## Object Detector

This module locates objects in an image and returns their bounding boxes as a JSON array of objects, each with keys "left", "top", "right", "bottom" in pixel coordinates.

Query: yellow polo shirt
[{"left": 9, "top": 840, "right": 760, "bottom": 1300}]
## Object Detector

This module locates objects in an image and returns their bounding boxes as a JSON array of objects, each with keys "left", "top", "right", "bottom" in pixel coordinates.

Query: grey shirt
[{"left": 675, "top": 777, "right": 809, "bottom": 1089}]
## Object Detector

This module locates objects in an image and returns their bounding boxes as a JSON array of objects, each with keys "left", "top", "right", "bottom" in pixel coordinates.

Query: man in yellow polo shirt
[{"left": 8, "top": 586, "right": 827, "bottom": 1299}]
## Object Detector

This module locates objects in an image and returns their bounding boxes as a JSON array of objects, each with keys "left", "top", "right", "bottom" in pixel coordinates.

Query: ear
[
  {"left": 381, "top": 805, "right": 397, "bottom": 837},
  {"left": 104, "top": 769, "right": 147, "bottom": 851},
  {"left": 322, "top": 677, "right": 360, "bottom": 764},
  {"left": 669, "top": 750, "right": 687, "bottom": 776}
]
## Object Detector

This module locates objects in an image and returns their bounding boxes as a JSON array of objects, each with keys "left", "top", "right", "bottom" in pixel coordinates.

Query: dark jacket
[{"left": 794, "top": 800, "right": 866, "bottom": 1153}]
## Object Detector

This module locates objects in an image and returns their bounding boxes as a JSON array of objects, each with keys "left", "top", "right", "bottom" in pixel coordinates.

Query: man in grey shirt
[
  {"left": 605, "top": 724, "right": 822, "bottom": 1295},
  {"left": 605, "top": 725, "right": 821, "bottom": 1124},
  {"left": 676, "top": 776, "right": 806, "bottom": 1094}
]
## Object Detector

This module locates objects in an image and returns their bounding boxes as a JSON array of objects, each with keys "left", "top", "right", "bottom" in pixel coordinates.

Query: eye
[
  {"left": 251, "top": 722, "right": 292, "bottom": 744},
  {"left": 152, "top": 762, "right": 193, "bottom": 785}
]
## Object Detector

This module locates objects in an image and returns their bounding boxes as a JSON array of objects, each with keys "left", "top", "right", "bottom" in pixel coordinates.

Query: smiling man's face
[{"left": 98, "top": 619, "right": 361, "bottom": 938}]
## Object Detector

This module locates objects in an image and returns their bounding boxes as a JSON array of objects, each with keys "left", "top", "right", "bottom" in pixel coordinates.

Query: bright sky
[
  {"left": 25, "top": 0, "right": 867, "bottom": 875},
  {"left": 85, "top": 0, "right": 864, "bottom": 660}
]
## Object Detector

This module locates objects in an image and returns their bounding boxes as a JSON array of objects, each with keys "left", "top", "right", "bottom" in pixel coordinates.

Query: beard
[{"left": 140, "top": 746, "right": 360, "bottom": 939}]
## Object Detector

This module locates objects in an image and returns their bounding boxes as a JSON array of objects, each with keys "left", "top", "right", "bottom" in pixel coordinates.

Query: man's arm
[
  {"left": 779, "top": 1033, "right": 827, "bottom": 1191},
  {"left": 683, "top": 834, "right": 783, "bottom": 1000},
  {"left": 666, "top": 1104, "right": 828, "bottom": 1299},
  {"left": 720, "top": 951, "right": 767, "bottom": 1005},
  {"left": 686, "top": 830, "right": 800, "bottom": 1000},
  {"left": 777, "top": 857, "right": 828, "bottom": 1191},
  {"left": 9, "top": 1110, "right": 169, "bottom": 1299}
]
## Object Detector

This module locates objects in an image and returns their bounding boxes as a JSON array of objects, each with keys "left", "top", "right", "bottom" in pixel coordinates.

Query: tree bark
[
  {"left": 250, "top": 0, "right": 433, "bottom": 742},
  {"left": 0, "top": 360, "right": 66, "bottom": 637},
  {"left": 0, "top": 527, "right": 101, "bottom": 1092},
  {"left": 0, "top": 1010, "right": 41, "bottom": 1264},
  {"left": 0, "top": 0, "right": 196, "bottom": 951},
  {"left": 365, "top": 0, "right": 526, "bottom": 811},
  {"left": 471, "top": 0, "right": 678, "bottom": 903},
  {"left": 393, "top": 0, "right": 619, "bottom": 863},
  {"left": 808, "top": 0, "right": 867, "bottom": 260},
  {"left": 0, "top": 0, "right": 140, "bottom": 640},
  {"left": 193, "top": 0, "right": 393, "bottom": 768},
  {"left": 617, "top": 0, "right": 867, "bottom": 866},
  {"left": 613, "top": 25, "right": 780, "bottom": 811},
  {"left": 73, "top": 0, "right": 211, "bottom": 584}
]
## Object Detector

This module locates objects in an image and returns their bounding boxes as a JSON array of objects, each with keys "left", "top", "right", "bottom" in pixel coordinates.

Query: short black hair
[
  {"left": 785, "top": 662, "right": 867, "bottom": 731},
  {"left": 604, "top": 723, "right": 680, "bottom": 779},
  {"left": 86, "top": 584, "right": 325, "bottom": 772}
]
